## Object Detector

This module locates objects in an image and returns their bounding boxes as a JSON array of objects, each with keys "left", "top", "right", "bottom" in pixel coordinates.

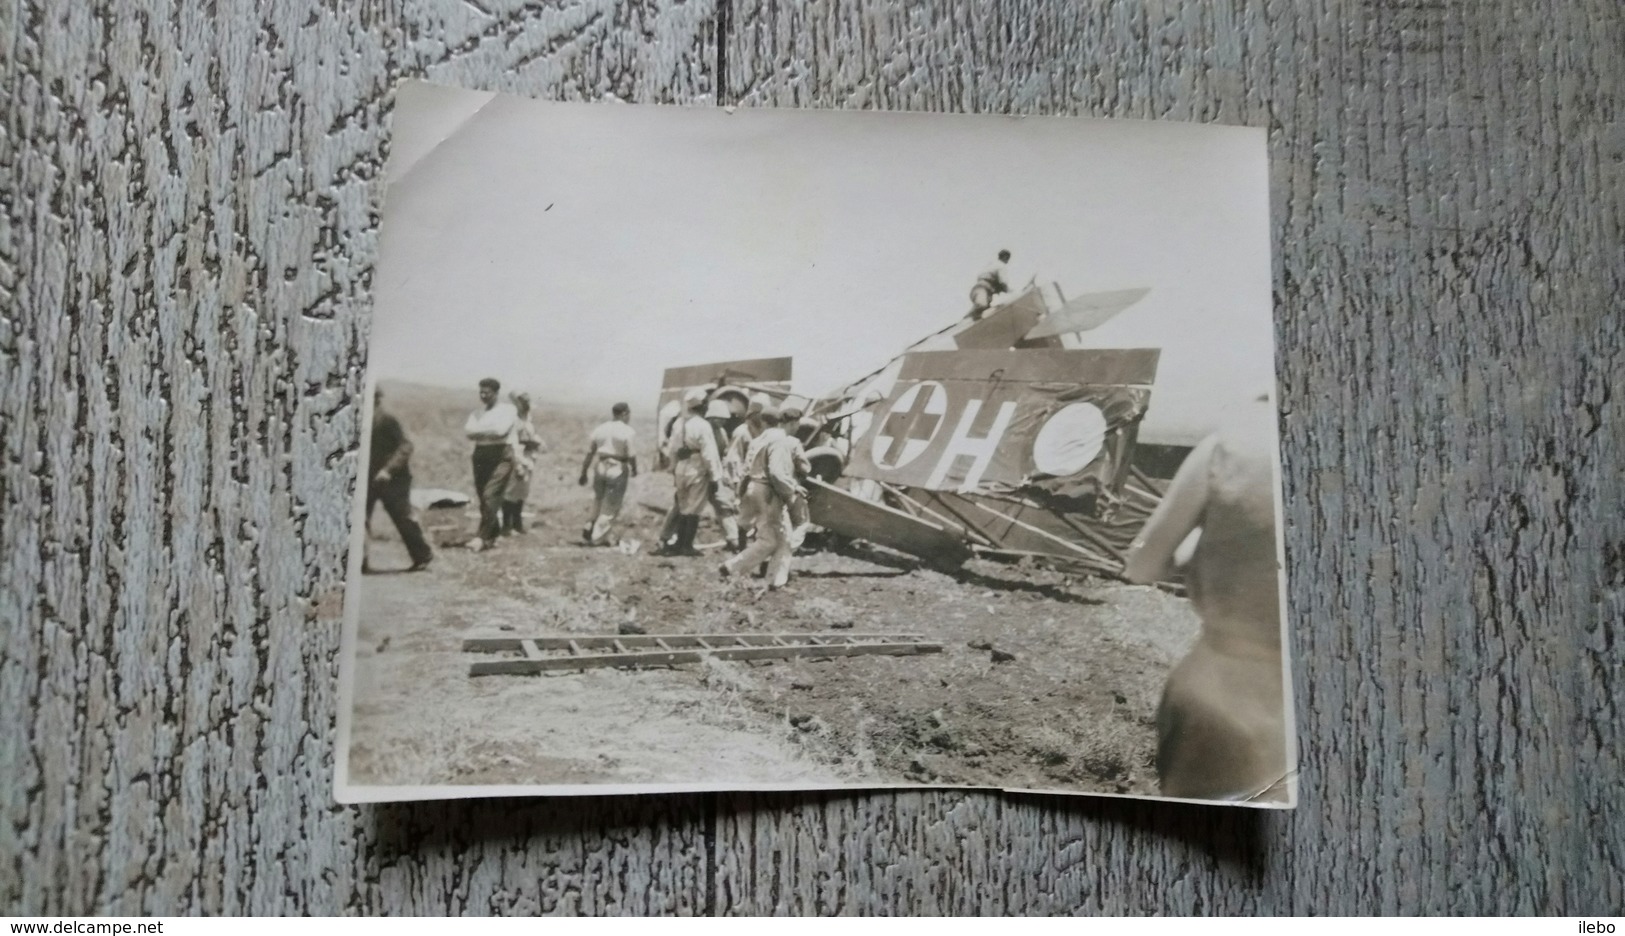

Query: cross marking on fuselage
[{"left": 880, "top": 385, "right": 943, "bottom": 465}]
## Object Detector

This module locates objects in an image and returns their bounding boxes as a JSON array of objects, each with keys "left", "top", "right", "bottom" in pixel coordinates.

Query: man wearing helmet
[
  {"left": 654, "top": 388, "right": 723, "bottom": 557},
  {"left": 724, "top": 392, "right": 772, "bottom": 552},
  {"left": 719, "top": 404, "right": 809, "bottom": 590},
  {"left": 777, "top": 400, "right": 814, "bottom": 549},
  {"left": 703, "top": 398, "right": 743, "bottom": 551}
]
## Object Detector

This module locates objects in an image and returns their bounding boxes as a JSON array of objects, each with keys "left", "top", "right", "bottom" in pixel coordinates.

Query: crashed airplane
[{"left": 657, "top": 282, "right": 1177, "bottom": 581}]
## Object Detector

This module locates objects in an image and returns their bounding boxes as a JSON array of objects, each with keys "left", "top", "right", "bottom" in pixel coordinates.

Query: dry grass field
[{"left": 347, "top": 380, "right": 1200, "bottom": 796}]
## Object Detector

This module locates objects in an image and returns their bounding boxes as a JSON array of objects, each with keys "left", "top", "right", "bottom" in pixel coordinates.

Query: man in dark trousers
[
  {"left": 463, "top": 377, "right": 518, "bottom": 552},
  {"left": 968, "top": 249, "right": 1012, "bottom": 319},
  {"left": 365, "top": 387, "right": 434, "bottom": 573}
]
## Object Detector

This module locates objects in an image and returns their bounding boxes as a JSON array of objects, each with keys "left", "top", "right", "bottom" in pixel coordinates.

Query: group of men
[
  {"left": 650, "top": 388, "right": 828, "bottom": 591},
  {"left": 363, "top": 248, "right": 1012, "bottom": 576},
  {"left": 364, "top": 377, "right": 543, "bottom": 573},
  {"left": 364, "top": 376, "right": 818, "bottom": 589}
]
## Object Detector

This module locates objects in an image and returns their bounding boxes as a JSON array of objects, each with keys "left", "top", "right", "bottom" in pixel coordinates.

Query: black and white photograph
[{"left": 336, "top": 80, "right": 1294, "bottom": 807}]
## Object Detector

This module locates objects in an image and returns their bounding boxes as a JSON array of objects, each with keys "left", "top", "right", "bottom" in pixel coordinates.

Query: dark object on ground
[{"left": 409, "top": 487, "right": 472, "bottom": 510}]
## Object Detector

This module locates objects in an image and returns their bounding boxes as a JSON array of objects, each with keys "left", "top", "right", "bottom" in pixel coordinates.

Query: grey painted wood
[
  {"left": 2, "top": 0, "right": 718, "bottom": 915},
  {"left": 4, "top": 0, "right": 1621, "bottom": 916},
  {"left": 722, "top": 0, "right": 1625, "bottom": 915}
]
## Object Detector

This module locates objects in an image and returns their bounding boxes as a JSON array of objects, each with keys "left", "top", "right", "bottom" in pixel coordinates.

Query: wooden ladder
[{"left": 461, "top": 632, "right": 942, "bottom": 676}]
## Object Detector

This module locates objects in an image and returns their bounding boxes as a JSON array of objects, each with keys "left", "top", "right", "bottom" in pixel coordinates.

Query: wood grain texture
[
  {"left": 2, "top": 0, "right": 717, "bottom": 915},
  {"left": 724, "top": 0, "right": 1625, "bottom": 915},
  {"left": 3, "top": 0, "right": 1621, "bottom": 916}
]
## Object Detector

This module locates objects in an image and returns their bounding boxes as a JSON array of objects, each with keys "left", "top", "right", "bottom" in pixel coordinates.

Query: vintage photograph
[{"left": 335, "top": 81, "right": 1294, "bottom": 806}]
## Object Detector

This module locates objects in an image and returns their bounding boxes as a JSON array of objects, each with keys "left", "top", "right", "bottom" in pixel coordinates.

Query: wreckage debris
[{"left": 657, "top": 279, "right": 1184, "bottom": 592}]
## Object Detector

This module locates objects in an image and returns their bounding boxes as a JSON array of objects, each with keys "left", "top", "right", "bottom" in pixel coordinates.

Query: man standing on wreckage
[
  {"left": 654, "top": 387, "right": 724, "bottom": 557},
  {"left": 967, "top": 249, "right": 1012, "bottom": 320}
]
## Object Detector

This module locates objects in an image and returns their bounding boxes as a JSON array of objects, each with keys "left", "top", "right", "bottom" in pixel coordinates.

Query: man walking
[
  {"left": 578, "top": 402, "right": 638, "bottom": 546},
  {"left": 464, "top": 377, "right": 518, "bottom": 552},
  {"left": 655, "top": 388, "right": 722, "bottom": 556},
  {"left": 364, "top": 387, "right": 434, "bottom": 573},
  {"left": 720, "top": 405, "right": 807, "bottom": 589}
]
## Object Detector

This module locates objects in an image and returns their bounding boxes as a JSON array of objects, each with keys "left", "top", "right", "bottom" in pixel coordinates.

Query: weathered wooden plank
[
  {"left": 713, "top": 789, "right": 1291, "bottom": 914},
  {"left": 721, "top": 0, "right": 1625, "bottom": 916},
  {"left": 5, "top": 0, "right": 1623, "bottom": 918}
]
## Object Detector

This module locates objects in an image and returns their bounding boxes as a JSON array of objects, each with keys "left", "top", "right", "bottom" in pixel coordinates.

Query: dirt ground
[{"left": 347, "top": 381, "right": 1200, "bottom": 795}]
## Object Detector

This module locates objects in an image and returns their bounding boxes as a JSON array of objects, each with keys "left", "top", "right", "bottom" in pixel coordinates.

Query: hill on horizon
[{"left": 376, "top": 378, "right": 635, "bottom": 422}]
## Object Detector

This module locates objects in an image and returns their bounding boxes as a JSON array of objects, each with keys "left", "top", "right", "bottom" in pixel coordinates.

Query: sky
[{"left": 369, "top": 81, "right": 1276, "bottom": 446}]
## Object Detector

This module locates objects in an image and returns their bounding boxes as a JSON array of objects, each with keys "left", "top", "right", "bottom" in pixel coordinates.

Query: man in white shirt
[
  {"left": 968, "top": 249, "right": 1012, "bottom": 319},
  {"left": 463, "top": 377, "right": 518, "bottom": 551},
  {"left": 577, "top": 402, "right": 639, "bottom": 546}
]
